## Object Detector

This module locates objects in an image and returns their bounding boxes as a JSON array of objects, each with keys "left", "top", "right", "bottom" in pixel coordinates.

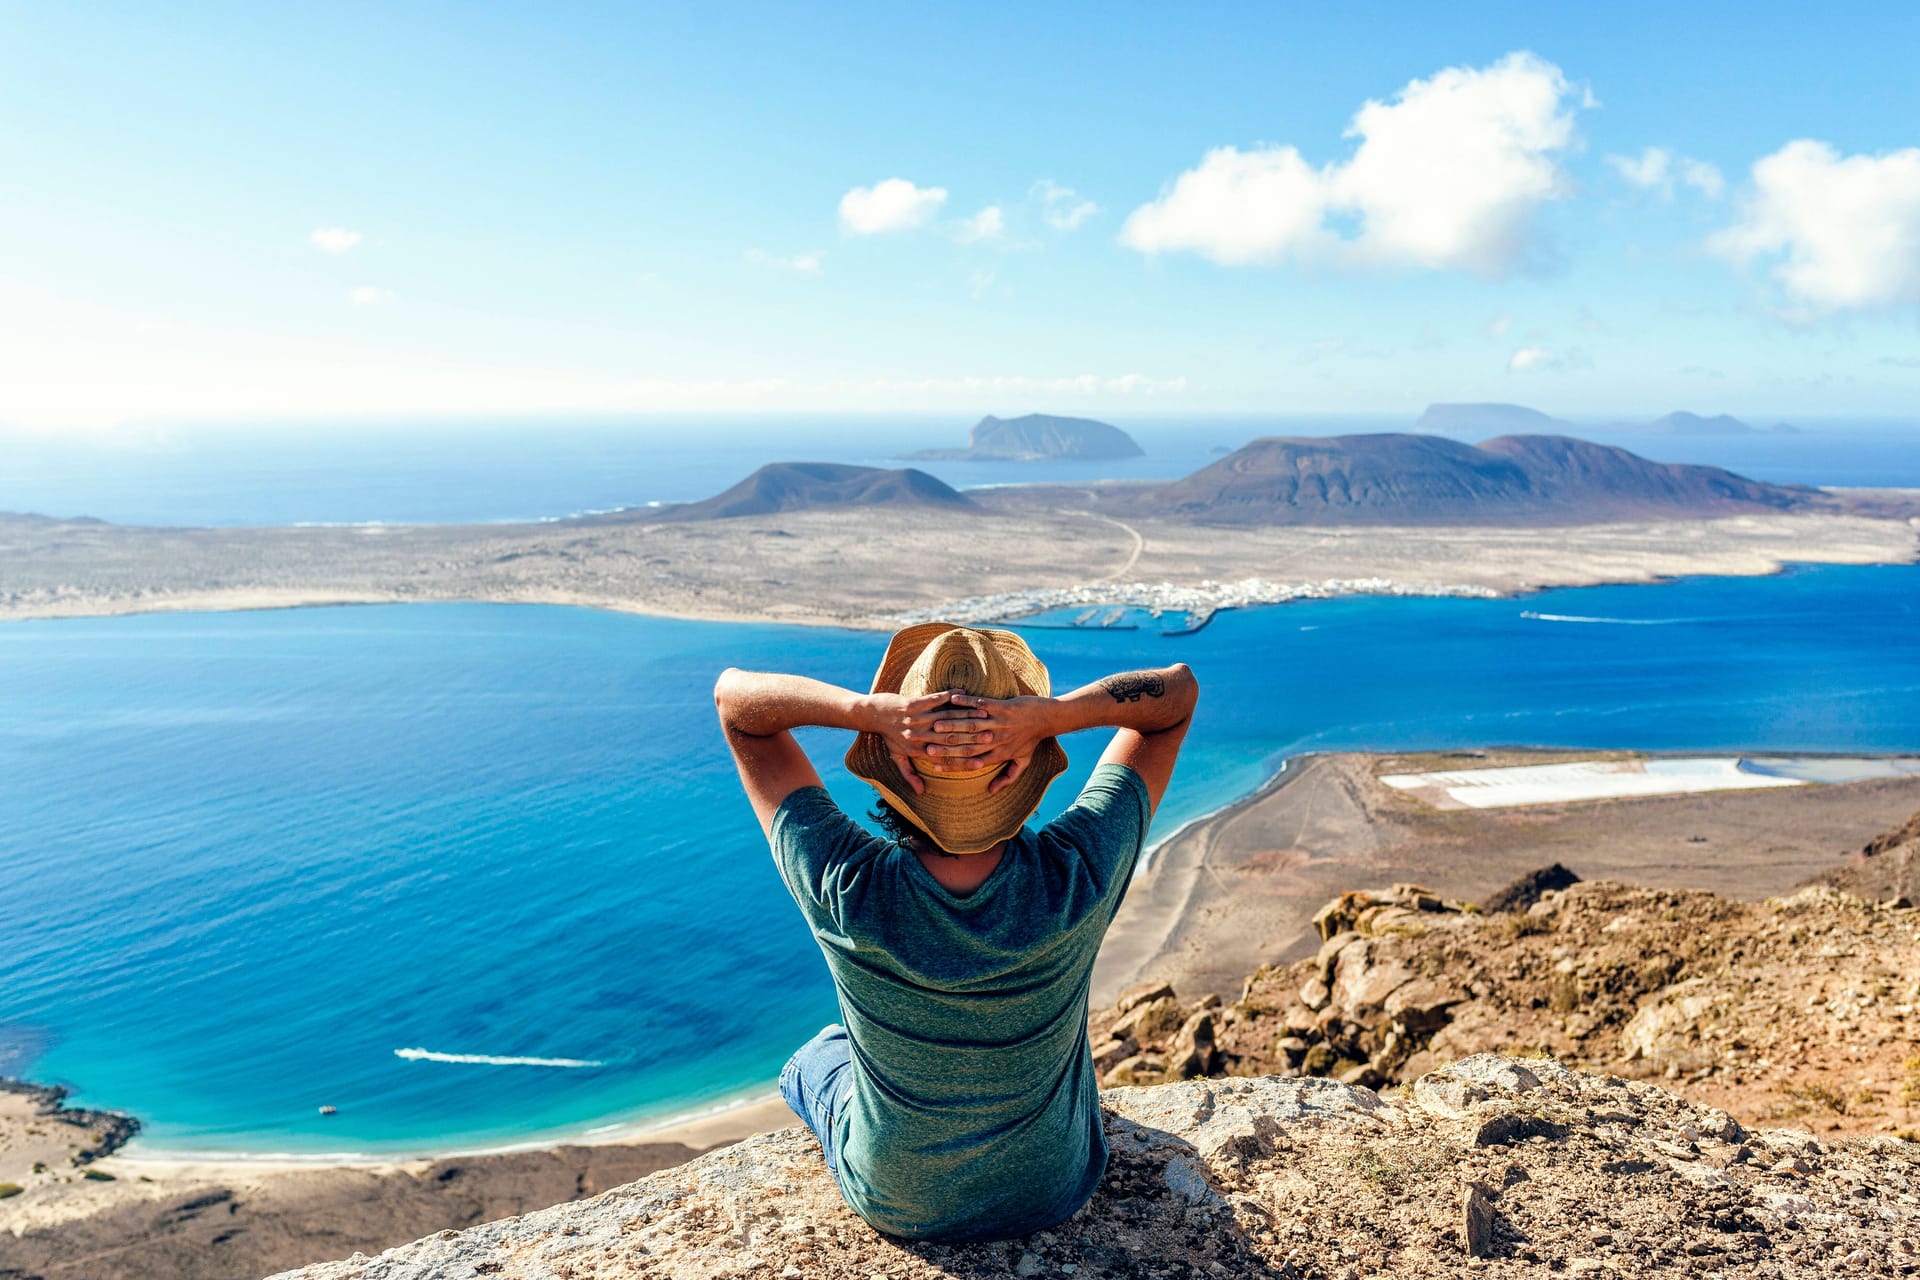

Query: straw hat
[{"left": 845, "top": 622, "right": 1068, "bottom": 855}]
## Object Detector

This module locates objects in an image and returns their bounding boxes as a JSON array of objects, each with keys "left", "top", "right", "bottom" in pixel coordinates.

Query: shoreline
[
  {"left": 3, "top": 549, "right": 1917, "bottom": 636},
  {"left": 30, "top": 745, "right": 1916, "bottom": 1169},
  {"left": 3, "top": 507, "right": 1915, "bottom": 631},
  {"left": 3, "top": 1081, "right": 795, "bottom": 1176},
  {"left": 1099, "top": 746, "right": 1920, "bottom": 1008}
]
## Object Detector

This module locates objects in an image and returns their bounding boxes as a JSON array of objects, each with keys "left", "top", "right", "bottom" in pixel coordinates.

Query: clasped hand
[{"left": 871, "top": 689, "right": 1052, "bottom": 796}]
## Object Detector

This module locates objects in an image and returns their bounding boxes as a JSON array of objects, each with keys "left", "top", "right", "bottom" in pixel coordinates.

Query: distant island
[
  {"left": 1414, "top": 403, "right": 1566, "bottom": 435},
  {"left": 1646, "top": 410, "right": 1798, "bottom": 436},
  {"left": 1068, "top": 432, "right": 1821, "bottom": 526},
  {"left": 1416, "top": 403, "right": 1798, "bottom": 437},
  {"left": 907, "top": 413, "right": 1145, "bottom": 462},
  {"left": 603, "top": 432, "right": 1819, "bottom": 528},
  {"left": 594, "top": 463, "right": 975, "bottom": 523}
]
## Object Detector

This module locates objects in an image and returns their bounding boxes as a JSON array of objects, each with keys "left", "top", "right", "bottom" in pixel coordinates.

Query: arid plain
[{"left": 2, "top": 497, "right": 1915, "bottom": 628}]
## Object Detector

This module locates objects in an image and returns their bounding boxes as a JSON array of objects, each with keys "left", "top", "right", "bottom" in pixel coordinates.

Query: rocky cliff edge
[{"left": 270, "top": 1055, "right": 1918, "bottom": 1279}]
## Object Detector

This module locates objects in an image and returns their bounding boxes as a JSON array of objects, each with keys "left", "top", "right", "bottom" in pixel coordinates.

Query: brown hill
[
  {"left": 648, "top": 462, "right": 975, "bottom": 522},
  {"left": 1104, "top": 433, "right": 1819, "bottom": 526},
  {"left": 1092, "top": 878, "right": 1920, "bottom": 1141}
]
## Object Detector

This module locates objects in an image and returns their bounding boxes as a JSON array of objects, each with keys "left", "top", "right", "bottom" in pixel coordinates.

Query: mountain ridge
[
  {"left": 598, "top": 462, "right": 976, "bottom": 523},
  {"left": 1087, "top": 431, "right": 1819, "bottom": 526}
]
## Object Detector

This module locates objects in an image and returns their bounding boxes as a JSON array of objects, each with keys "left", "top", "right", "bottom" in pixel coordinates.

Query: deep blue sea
[{"left": 3, "top": 563, "right": 1918, "bottom": 1157}]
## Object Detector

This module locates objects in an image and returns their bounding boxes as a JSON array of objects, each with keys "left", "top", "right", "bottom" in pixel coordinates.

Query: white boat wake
[
  {"left": 1521, "top": 611, "right": 1683, "bottom": 625},
  {"left": 394, "top": 1047, "right": 604, "bottom": 1068}
]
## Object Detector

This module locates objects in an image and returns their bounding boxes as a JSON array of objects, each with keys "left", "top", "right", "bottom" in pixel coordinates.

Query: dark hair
[{"left": 868, "top": 798, "right": 924, "bottom": 847}]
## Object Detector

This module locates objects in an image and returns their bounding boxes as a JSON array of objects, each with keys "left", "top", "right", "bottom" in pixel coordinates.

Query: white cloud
[
  {"left": 838, "top": 178, "right": 948, "bottom": 235},
  {"left": 957, "top": 206, "right": 1004, "bottom": 243},
  {"left": 1487, "top": 314, "right": 1512, "bottom": 338},
  {"left": 745, "top": 248, "right": 825, "bottom": 276},
  {"left": 1608, "top": 147, "right": 1671, "bottom": 190},
  {"left": 1507, "top": 345, "right": 1589, "bottom": 373},
  {"left": 1709, "top": 139, "right": 1920, "bottom": 309},
  {"left": 1120, "top": 145, "right": 1331, "bottom": 266},
  {"left": 1679, "top": 158, "right": 1725, "bottom": 200},
  {"left": 350, "top": 286, "right": 389, "bottom": 305},
  {"left": 1032, "top": 180, "right": 1099, "bottom": 230},
  {"left": 1121, "top": 52, "right": 1581, "bottom": 274},
  {"left": 1607, "top": 147, "right": 1723, "bottom": 200},
  {"left": 310, "top": 227, "right": 362, "bottom": 253}
]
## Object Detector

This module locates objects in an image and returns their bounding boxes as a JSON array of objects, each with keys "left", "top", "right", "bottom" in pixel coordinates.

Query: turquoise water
[{"left": 2, "top": 563, "right": 1918, "bottom": 1156}]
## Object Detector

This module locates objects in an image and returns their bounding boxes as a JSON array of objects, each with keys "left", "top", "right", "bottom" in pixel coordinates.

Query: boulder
[
  {"left": 1328, "top": 942, "right": 1417, "bottom": 1019},
  {"left": 1165, "top": 1010, "right": 1218, "bottom": 1079},
  {"left": 1110, "top": 994, "right": 1183, "bottom": 1045},
  {"left": 1620, "top": 977, "right": 1728, "bottom": 1075},
  {"left": 1482, "top": 863, "right": 1583, "bottom": 914},
  {"left": 1113, "top": 981, "right": 1175, "bottom": 1016}
]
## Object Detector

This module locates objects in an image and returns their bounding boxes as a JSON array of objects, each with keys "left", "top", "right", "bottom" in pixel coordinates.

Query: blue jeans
[{"left": 780, "top": 1023, "right": 853, "bottom": 1177}]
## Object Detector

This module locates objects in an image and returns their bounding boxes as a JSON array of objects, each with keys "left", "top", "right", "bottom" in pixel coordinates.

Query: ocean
[
  {"left": 2, "top": 562, "right": 1918, "bottom": 1157},
  {"left": 2, "top": 414, "right": 1915, "bottom": 527}
]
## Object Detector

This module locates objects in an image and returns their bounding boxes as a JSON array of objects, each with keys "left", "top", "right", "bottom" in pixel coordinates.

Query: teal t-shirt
[{"left": 770, "top": 762, "right": 1152, "bottom": 1243}]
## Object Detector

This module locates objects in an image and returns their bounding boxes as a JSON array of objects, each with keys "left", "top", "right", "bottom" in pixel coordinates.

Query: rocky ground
[
  {"left": 270, "top": 1055, "right": 1920, "bottom": 1279},
  {"left": 1090, "top": 808, "right": 1920, "bottom": 1142},
  {"left": 1091, "top": 750, "right": 1920, "bottom": 1008}
]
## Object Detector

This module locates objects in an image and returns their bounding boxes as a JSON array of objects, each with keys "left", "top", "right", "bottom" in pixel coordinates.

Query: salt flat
[{"left": 1378, "top": 756, "right": 1811, "bottom": 808}]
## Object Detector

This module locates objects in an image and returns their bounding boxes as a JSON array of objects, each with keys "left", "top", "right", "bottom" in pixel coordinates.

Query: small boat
[{"left": 318, "top": 1105, "right": 337, "bottom": 1116}]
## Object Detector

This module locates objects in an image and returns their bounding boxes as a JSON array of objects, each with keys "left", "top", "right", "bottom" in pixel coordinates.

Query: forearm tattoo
[{"left": 1100, "top": 671, "right": 1166, "bottom": 703}]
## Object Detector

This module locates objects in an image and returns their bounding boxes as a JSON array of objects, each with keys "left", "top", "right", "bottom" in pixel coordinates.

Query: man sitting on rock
[{"left": 714, "top": 623, "right": 1197, "bottom": 1242}]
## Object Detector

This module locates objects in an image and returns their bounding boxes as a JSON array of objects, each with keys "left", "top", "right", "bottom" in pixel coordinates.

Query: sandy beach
[{"left": 2, "top": 501, "right": 1915, "bottom": 629}]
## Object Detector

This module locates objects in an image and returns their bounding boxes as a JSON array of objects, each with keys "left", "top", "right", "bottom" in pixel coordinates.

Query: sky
[{"left": 1, "top": 1, "right": 1917, "bottom": 431}]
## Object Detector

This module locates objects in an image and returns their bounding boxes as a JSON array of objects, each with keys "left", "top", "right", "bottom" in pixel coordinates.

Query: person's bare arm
[
  {"left": 931, "top": 664, "right": 1199, "bottom": 813},
  {"left": 712, "top": 669, "right": 984, "bottom": 835}
]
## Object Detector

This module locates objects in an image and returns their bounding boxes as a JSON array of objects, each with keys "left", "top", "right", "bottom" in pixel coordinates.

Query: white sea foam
[{"left": 394, "top": 1047, "right": 604, "bottom": 1068}]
